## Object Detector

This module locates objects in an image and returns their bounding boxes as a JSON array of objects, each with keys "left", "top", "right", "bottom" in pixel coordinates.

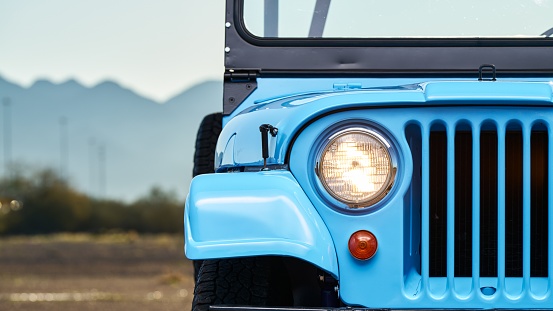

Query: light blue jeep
[{"left": 185, "top": 1, "right": 553, "bottom": 310}]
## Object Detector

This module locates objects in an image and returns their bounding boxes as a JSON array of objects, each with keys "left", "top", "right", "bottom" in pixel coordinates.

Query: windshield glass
[{"left": 243, "top": 0, "right": 553, "bottom": 38}]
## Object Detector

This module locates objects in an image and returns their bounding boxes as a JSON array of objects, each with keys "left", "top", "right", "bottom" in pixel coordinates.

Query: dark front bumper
[{"left": 210, "top": 306, "right": 553, "bottom": 311}]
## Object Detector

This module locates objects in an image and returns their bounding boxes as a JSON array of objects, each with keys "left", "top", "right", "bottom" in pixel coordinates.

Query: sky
[
  {"left": 0, "top": 0, "right": 225, "bottom": 102},
  {"left": 3, "top": 0, "right": 549, "bottom": 103}
]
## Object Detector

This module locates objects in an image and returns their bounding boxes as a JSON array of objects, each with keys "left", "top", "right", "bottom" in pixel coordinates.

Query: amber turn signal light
[{"left": 348, "top": 230, "right": 378, "bottom": 260}]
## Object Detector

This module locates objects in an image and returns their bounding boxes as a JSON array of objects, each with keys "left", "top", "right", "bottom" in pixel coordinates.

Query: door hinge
[{"left": 223, "top": 69, "right": 258, "bottom": 115}]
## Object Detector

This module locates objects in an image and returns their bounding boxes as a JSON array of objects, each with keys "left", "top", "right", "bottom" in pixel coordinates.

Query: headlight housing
[{"left": 316, "top": 127, "right": 396, "bottom": 208}]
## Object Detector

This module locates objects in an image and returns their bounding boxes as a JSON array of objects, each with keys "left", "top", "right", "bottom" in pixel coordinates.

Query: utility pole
[
  {"left": 98, "top": 143, "right": 106, "bottom": 198},
  {"left": 88, "top": 138, "right": 96, "bottom": 196},
  {"left": 2, "top": 97, "right": 12, "bottom": 178},
  {"left": 59, "top": 116, "right": 68, "bottom": 180}
]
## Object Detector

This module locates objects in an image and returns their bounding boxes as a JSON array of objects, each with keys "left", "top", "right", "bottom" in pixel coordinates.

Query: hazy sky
[{"left": 0, "top": 1, "right": 224, "bottom": 102}]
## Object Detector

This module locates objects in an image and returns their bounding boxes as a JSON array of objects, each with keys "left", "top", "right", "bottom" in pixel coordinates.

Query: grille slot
[{"left": 407, "top": 119, "right": 549, "bottom": 288}]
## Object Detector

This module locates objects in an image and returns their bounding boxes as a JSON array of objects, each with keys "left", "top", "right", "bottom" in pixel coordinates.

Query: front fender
[{"left": 184, "top": 170, "right": 338, "bottom": 277}]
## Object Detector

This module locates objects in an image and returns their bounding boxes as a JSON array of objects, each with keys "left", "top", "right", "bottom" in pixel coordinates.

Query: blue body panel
[
  {"left": 216, "top": 79, "right": 553, "bottom": 170},
  {"left": 186, "top": 77, "right": 553, "bottom": 308},
  {"left": 289, "top": 106, "right": 553, "bottom": 308},
  {"left": 185, "top": 170, "right": 339, "bottom": 277}
]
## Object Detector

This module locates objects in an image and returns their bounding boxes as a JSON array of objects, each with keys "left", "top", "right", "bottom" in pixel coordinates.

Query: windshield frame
[
  {"left": 225, "top": 0, "right": 553, "bottom": 75},
  {"left": 237, "top": 0, "right": 553, "bottom": 47}
]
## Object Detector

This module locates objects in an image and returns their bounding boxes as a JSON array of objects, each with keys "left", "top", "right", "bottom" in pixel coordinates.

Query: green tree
[
  {"left": 0, "top": 165, "right": 183, "bottom": 235},
  {"left": 0, "top": 167, "right": 91, "bottom": 234},
  {"left": 130, "top": 186, "right": 183, "bottom": 233}
]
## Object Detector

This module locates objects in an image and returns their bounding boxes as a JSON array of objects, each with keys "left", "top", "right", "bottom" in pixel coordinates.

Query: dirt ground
[{"left": 0, "top": 233, "right": 195, "bottom": 311}]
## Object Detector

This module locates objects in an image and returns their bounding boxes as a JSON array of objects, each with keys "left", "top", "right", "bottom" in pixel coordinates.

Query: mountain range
[{"left": 0, "top": 75, "right": 222, "bottom": 201}]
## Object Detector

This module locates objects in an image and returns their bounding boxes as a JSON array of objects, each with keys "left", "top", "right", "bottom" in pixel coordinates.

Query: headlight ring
[{"left": 316, "top": 126, "right": 397, "bottom": 209}]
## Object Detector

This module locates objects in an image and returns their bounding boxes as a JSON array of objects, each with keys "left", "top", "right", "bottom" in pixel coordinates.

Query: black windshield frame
[
  {"left": 242, "top": 0, "right": 553, "bottom": 41},
  {"left": 225, "top": 0, "right": 553, "bottom": 75}
]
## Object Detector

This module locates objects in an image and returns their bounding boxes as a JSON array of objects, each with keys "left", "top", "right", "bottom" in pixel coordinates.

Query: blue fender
[{"left": 184, "top": 170, "right": 338, "bottom": 277}]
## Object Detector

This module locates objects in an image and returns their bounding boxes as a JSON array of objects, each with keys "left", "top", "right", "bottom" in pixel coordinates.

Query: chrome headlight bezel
[{"left": 314, "top": 122, "right": 398, "bottom": 210}]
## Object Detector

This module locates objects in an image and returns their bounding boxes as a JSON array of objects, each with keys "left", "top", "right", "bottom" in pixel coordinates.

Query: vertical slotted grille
[
  {"left": 454, "top": 132, "right": 473, "bottom": 277},
  {"left": 531, "top": 132, "right": 549, "bottom": 277},
  {"left": 480, "top": 131, "right": 498, "bottom": 277},
  {"left": 429, "top": 131, "right": 447, "bottom": 277},
  {"left": 421, "top": 122, "right": 549, "bottom": 279},
  {"left": 505, "top": 131, "right": 523, "bottom": 277}
]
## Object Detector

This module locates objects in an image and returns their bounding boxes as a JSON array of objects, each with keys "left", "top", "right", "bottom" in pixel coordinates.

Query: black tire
[
  {"left": 192, "top": 257, "right": 293, "bottom": 311},
  {"left": 193, "top": 113, "right": 223, "bottom": 177},
  {"left": 192, "top": 112, "right": 223, "bottom": 281}
]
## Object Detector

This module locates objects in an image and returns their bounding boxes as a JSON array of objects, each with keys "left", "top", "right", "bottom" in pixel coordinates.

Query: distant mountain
[
  {"left": 0, "top": 75, "right": 222, "bottom": 201},
  {"left": 0, "top": 76, "right": 25, "bottom": 95}
]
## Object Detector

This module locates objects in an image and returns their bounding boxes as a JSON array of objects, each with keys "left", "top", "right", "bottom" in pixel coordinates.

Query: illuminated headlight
[{"left": 317, "top": 128, "right": 396, "bottom": 207}]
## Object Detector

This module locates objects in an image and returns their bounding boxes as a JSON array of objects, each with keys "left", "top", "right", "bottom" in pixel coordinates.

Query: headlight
[{"left": 317, "top": 127, "right": 396, "bottom": 207}]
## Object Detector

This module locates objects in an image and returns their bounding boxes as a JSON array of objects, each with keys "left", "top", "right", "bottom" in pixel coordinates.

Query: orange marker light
[{"left": 348, "top": 230, "right": 378, "bottom": 260}]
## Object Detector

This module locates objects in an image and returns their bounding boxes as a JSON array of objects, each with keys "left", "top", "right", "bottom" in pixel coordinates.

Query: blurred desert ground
[{"left": 0, "top": 233, "right": 194, "bottom": 311}]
